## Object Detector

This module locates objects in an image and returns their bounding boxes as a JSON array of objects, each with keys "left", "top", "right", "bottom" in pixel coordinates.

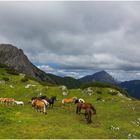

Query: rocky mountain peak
[{"left": 0, "top": 44, "right": 54, "bottom": 84}]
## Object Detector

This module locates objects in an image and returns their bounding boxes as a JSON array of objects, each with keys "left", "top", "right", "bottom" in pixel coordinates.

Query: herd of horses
[
  {"left": 31, "top": 96, "right": 96, "bottom": 123},
  {"left": 0, "top": 96, "right": 96, "bottom": 123}
]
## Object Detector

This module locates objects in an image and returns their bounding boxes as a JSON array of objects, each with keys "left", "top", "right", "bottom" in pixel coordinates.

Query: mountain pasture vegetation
[{"left": 0, "top": 68, "right": 140, "bottom": 139}]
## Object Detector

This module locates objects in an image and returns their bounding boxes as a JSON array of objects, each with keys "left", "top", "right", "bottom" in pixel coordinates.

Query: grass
[{"left": 0, "top": 67, "right": 140, "bottom": 139}]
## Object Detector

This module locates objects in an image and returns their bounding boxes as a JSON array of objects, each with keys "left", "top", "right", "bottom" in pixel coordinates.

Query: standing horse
[
  {"left": 76, "top": 102, "right": 96, "bottom": 115},
  {"left": 46, "top": 96, "right": 57, "bottom": 108},
  {"left": 62, "top": 97, "right": 77, "bottom": 105},
  {"left": 4, "top": 98, "right": 15, "bottom": 105},
  {"left": 32, "top": 99, "right": 49, "bottom": 114},
  {"left": 31, "top": 96, "right": 57, "bottom": 108},
  {"left": 85, "top": 108, "right": 92, "bottom": 123},
  {"left": 76, "top": 102, "right": 96, "bottom": 123},
  {"left": 14, "top": 101, "right": 24, "bottom": 105}
]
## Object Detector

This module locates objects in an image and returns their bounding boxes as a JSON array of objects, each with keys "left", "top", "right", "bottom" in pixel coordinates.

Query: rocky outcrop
[{"left": 0, "top": 44, "right": 55, "bottom": 84}]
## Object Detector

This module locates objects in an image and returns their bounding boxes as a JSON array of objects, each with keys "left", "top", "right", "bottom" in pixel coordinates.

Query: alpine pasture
[{"left": 0, "top": 67, "right": 140, "bottom": 139}]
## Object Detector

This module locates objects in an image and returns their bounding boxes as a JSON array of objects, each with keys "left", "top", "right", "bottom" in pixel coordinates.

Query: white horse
[{"left": 14, "top": 101, "right": 24, "bottom": 105}]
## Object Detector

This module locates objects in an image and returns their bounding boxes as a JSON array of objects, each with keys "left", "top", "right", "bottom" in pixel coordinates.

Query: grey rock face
[{"left": 0, "top": 44, "right": 54, "bottom": 83}]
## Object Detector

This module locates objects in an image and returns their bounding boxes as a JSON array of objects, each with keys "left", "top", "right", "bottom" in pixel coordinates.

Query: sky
[{"left": 0, "top": 1, "right": 140, "bottom": 81}]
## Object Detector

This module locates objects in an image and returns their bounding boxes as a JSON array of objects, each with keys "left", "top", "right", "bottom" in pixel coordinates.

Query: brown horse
[
  {"left": 85, "top": 108, "right": 93, "bottom": 123},
  {"left": 32, "top": 99, "right": 49, "bottom": 114},
  {"left": 62, "top": 97, "right": 77, "bottom": 105},
  {"left": 0, "top": 98, "right": 15, "bottom": 105},
  {"left": 76, "top": 102, "right": 96, "bottom": 123},
  {"left": 76, "top": 102, "right": 96, "bottom": 114}
]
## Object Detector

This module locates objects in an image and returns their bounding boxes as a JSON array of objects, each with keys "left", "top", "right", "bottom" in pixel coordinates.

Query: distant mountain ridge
[
  {"left": 119, "top": 80, "right": 140, "bottom": 99},
  {"left": 79, "top": 70, "right": 117, "bottom": 84}
]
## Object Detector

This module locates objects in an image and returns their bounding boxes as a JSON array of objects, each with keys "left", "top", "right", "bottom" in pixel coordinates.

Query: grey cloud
[{"left": 0, "top": 1, "right": 140, "bottom": 80}]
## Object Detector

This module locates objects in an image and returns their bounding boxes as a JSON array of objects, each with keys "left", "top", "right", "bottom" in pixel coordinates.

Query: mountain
[
  {"left": 46, "top": 73, "right": 81, "bottom": 88},
  {"left": 0, "top": 44, "right": 54, "bottom": 84},
  {"left": 0, "top": 44, "right": 80, "bottom": 88},
  {"left": 79, "top": 70, "right": 117, "bottom": 84},
  {"left": 119, "top": 80, "right": 140, "bottom": 99}
]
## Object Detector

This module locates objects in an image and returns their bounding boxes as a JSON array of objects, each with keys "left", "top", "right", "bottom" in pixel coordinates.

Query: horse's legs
[
  {"left": 43, "top": 105, "right": 47, "bottom": 115},
  {"left": 87, "top": 110, "right": 92, "bottom": 124},
  {"left": 76, "top": 106, "right": 79, "bottom": 114},
  {"left": 78, "top": 107, "right": 81, "bottom": 115}
]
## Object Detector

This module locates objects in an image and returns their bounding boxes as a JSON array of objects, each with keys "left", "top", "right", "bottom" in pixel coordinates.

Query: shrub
[
  {"left": 6, "top": 69, "right": 19, "bottom": 75},
  {"left": 109, "top": 91, "right": 118, "bottom": 96},
  {"left": 2, "top": 77, "right": 9, "bottom": 81},
  {"left": 81, "top": 81, "right": 128, "bottom": 96},
  {"left": 97, "top": 91, "right": 102, "bottom": 94},
  {"left": 21, "top": 77, "right": 28, "bottom": 82}
]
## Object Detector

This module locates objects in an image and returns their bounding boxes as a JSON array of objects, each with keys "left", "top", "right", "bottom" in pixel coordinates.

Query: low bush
[
  {"left": 2, "top": 77, "right": 9, "bottom": 81},
  {"left": 21, "top": 77, "right": 28, "bottom": 82},
  {"left": 6, "top": 69, "right": 19, "bottom": 75}
]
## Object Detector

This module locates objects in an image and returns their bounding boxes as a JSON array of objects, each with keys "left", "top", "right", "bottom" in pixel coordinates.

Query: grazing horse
[
  {"left": 31, "top": 96, "right": 57, "bottom": 108},
  {"left": 76, "top": 102, "right": 96, "bottom": 123},
  {"left": 32, "top": 99, "right": 49, "bottom": 114},
  {"left": 85, "top": 108, "right": 93, "bottom": 123},
  {"left": 14, "top": 101, "right": 24, "bottom": 105},
  {"left": 1, "top": 98, "right": 15, "bottom": 105},
  {"left": 76, "top": 102, "right": 96, "bottom": 115},
  {"left": 62, "top": 97, "right": 77, "bottom": 105}
]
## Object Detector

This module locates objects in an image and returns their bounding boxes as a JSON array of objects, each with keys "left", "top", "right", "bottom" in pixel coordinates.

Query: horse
[
  {"left": 76, "top": 102, "right": 96, "bottom": 115},
  {"left": 75, "top": 98, "right": 85, "bottom": 104},
  {"left": 85, "top": 108, "right": 93, "bottom": 123},
  {"left": 62, "top": 97, "right": 77, "bottom": 105},
  {"left": 14, "top": 101, "right": 24, "bottom": 105},
  {"left": 3, "top": 98, "right": 15, "bottom": 105},
  {"left": 31, "top": 96, "right": 57, "bottom": 108},
  {"left": 45, "top": 96, "right": 57, "bottom": 108},
  {"left": 31, "top": 99, "right": 49, "bottom": 114}
]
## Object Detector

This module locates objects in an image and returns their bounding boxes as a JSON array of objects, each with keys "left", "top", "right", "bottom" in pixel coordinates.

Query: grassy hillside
[
  {"left": 0, "top": 67, "right": 140, "bottom": 139},
  {"left": 46, "top": 73, "right": 81, "bottom": 89}
]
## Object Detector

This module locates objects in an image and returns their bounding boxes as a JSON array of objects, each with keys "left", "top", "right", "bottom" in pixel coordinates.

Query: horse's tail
[
  {"left": 62, "top": 99, "right": 65, "bottom": 104},
  {"left": 42, "top": 99, "right": 49, "bottom": 108},
  {"left": 91, "top": 106, "right": 96, "bottom": 115}
]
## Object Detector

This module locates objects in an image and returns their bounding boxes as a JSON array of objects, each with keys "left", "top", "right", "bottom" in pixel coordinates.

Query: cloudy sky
[{"left": 0, "top": 1, "right": 140, "bottom": 81}]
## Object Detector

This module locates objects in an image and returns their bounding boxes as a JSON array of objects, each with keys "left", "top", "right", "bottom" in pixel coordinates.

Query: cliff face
[{"left": 0, "top": 44, "right": 55, "bottom": 83}]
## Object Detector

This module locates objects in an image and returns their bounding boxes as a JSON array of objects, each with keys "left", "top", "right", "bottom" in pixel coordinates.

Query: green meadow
[{"left": 0, "top": 67, "right": 140, "bottom": 139}]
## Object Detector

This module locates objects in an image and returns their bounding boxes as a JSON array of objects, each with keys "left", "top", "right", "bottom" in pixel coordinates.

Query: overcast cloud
[{"left": 0, "top": 1, "right": 140, "bottom": 81}]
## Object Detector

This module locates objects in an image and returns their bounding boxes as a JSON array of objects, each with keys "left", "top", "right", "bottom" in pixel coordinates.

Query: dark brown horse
[
  {"left": 85, "top": 108, "right": 93, "bottom": 123},
  {"left": 76, "top": 102, "right": 96, "bottom": 123},
  {"left": 76, "top": 102, "right": 96, "bottom": 115}
]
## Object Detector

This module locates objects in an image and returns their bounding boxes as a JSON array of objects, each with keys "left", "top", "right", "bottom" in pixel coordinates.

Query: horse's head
[{"left": 74, "top": 99, "right": 79, "bottom": 104}]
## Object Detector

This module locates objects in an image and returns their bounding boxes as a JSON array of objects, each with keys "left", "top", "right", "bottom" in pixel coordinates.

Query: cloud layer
[{"left": 0, "top": 1, "right": 140, "bottom": 81}]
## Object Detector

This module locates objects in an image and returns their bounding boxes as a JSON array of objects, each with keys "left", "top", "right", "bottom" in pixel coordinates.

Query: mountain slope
[
  {"left": 0, "top": 44, "right": 54, "bottom": 84},
  {"left": 119, "top": 80, "right": 140, "bottom": 99},
  {"left": 79, "top": 70, "right": 117, "bottom": 84},
  {"left": 46, "top": 73, "right": 81, "bottom": 88},
  {"left": 0, "top": 67, "right": 140, "bottom": 139}
]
